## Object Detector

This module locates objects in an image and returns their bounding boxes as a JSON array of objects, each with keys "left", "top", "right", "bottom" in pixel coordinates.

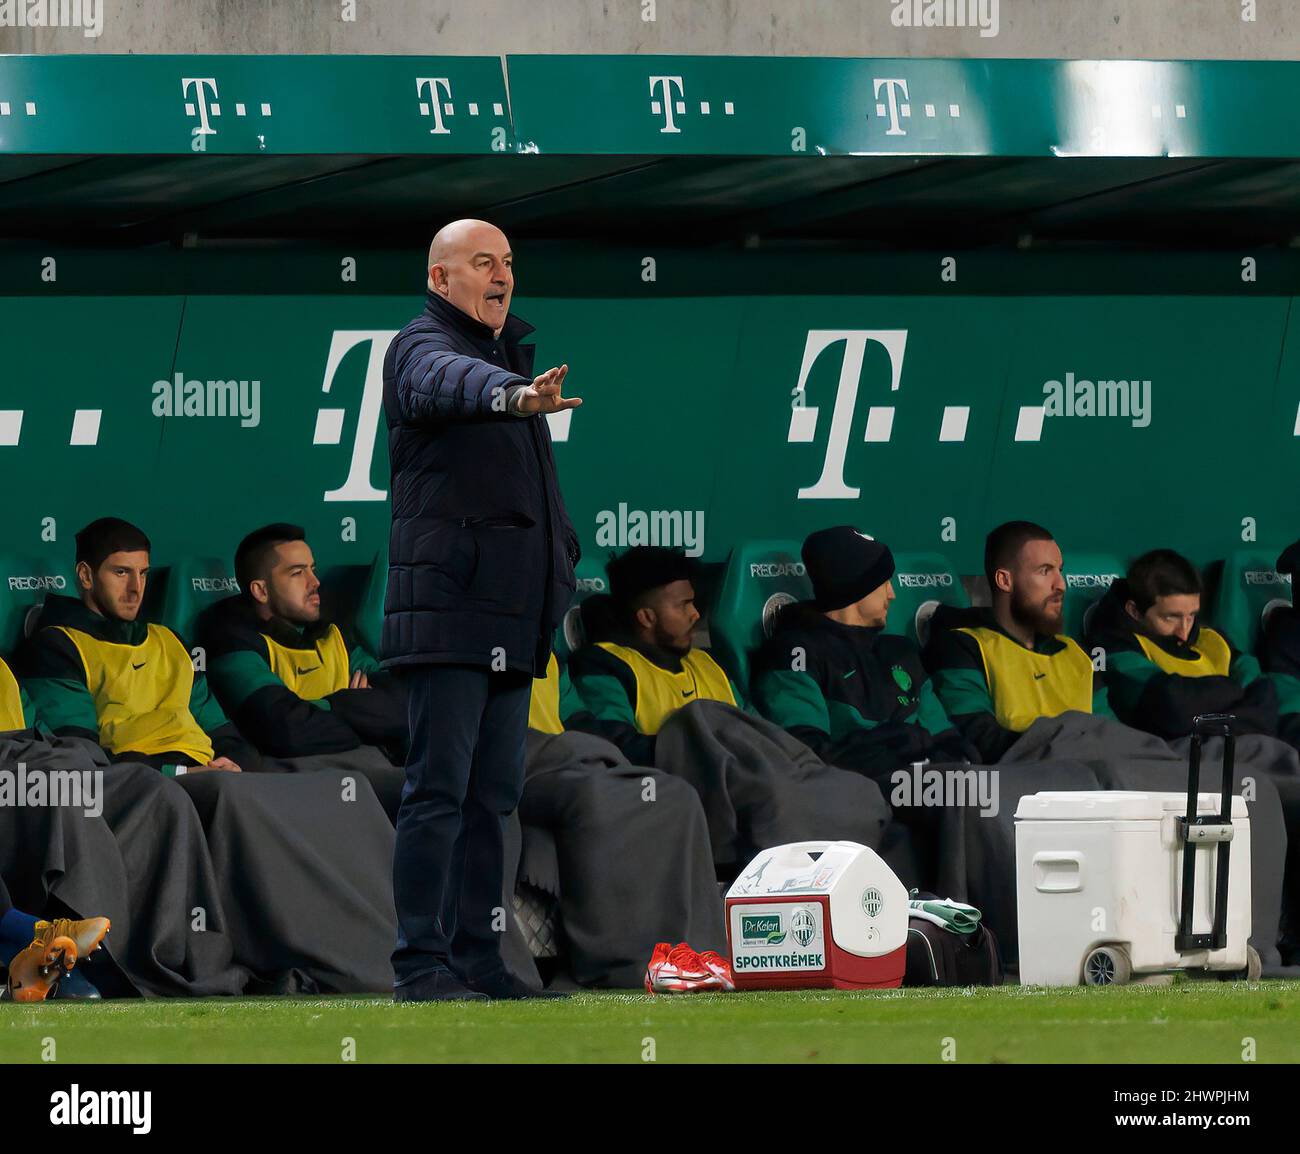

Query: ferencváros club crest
[
  {"left": 861, "top": 887, "right": 883, "bottom": 919},
  {"left": 761, "top": 592, "right": 796, "bottom": 640},
  {"left": 791, "top": 908, "right": 816, "bottom": 947}
]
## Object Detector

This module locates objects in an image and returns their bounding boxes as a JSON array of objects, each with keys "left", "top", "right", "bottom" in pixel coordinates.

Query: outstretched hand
[{"left": 517, "top": 364, "right": 582, "bottom": 414}]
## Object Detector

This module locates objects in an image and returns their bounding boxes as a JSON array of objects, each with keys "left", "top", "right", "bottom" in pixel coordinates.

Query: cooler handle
[{"left": 1176, "top": 712, "right": 1235, "bottom": 953}]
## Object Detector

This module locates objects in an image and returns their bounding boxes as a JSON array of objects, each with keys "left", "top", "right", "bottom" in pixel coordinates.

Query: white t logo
[
  {"left": 873, "top": 78, "right": 910, "bottom": 137},
  {"left": 316, "top": 331, "right": 394, "bottom": 502},
  {"left": 787, "top": 329, "right": 908, "bottom": 499},
  {"left": 182, "top": 78, "right": 219, "bottom": 137},
  {"left": 648, "top": 76, "right": 685, "bottom": 133},
  {"left": 416, "top": 77, "right": 453, "bottom": 135},
  {"left": 313, "top": 331, "right": 576, "bottom": 505}
]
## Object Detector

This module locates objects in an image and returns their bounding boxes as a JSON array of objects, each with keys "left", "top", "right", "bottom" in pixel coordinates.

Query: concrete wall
[{"left": 1, "top": 0, "right": 1296, "bottom": 59}]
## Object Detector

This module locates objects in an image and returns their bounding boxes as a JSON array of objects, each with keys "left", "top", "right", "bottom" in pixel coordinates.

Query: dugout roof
[{"left": 3, "top": 55, "right": 1300, "bottom": 250}]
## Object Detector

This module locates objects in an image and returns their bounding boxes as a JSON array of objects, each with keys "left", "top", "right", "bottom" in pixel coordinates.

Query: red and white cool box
[{"left": 724, "top": 840, "right": 908, "bottom": 990}]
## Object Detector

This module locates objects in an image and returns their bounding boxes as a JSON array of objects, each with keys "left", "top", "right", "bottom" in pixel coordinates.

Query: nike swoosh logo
[
  {"left": 842, "top": 670, "right": 857, "bottom": 680},
  {"left": 297, "top": 666, "right": 321, "bottom": 675},
  {"left": 1033, "top": 672, "right": 1047, "bottom": 680},
  {"left": 681, "top": 689, "right": 694, "bottom": 697},
  {"left": 132, "top": 662, "right": 146, "bottom": 670}
]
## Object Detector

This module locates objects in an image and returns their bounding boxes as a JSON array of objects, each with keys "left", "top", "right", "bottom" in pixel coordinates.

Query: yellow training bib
[
  {"left": 597, "top": 642, "right": 736, "bottom": 735},
  {"left": 958, "top": 626, "right": 1094, "bottom": 734},
  {"left": 264, "top": 623, "right": 350, "bottom": 700},
  {"left": 0, "top": 658, "right": 25, "bottom": 732},
  {"left": 58, "top": 623, "right": 213, "bottom": 764},
  {"left": 1136, "top": 627, "right": 1231, "bottom": 679},
  {"left": 529, "top": 652, "right": 564, "bottom": 735}
]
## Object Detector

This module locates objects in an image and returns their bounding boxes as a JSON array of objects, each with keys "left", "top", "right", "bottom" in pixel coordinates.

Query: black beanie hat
[
  {"left": 801, "top": 526, "right": 895, "bottom": 612},
  {"left": 607, "top": 546, "right": 696, "bottom": 611}
]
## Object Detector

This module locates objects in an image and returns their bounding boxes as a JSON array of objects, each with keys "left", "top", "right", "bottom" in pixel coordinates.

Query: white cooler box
[
  {"left": 1015, "top": 790, "right": 1256, "bottom": 986},
  {"left": 724, "top": 840, "right": 908, "bottom": 990}
]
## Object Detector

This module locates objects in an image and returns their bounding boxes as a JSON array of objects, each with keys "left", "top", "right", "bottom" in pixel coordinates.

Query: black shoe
[
  {"left": 465, "top": 970, "right": 569, "bottom": 1000},
  {"left": 393, "top": 968, "right": 490, "bottom": 1003}
]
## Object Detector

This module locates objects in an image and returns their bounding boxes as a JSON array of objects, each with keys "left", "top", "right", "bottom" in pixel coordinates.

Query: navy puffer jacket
[{"left": 380, "top": 291, "right": 579, "bottom": 676}]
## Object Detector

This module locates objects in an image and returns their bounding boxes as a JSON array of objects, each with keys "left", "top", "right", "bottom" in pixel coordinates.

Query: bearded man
[{"left": 924, "top": 521, "right": 1114, "bottom": 763}]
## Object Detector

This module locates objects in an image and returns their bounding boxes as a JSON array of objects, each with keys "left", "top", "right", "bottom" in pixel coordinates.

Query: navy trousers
[{"left": 392, "top": 664, "right": 531, "bottom": 986}]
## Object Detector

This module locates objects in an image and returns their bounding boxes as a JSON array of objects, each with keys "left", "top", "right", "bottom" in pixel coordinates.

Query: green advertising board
[
  {"left": 1, "top": 287, "right": 1295, "bottom": 586},
  {"left": 0, "top": 55, "right": 511, "bottom": 153},
  {"left": 507, "top": 56, "right": 1300, "bottom": 157},
  {"left": 6, "top": 55, "right": 1300, "bottom": 158}
]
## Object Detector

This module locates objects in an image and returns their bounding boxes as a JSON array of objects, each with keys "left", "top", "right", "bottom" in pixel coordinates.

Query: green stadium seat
[
  {"left": 885, "top": 551, "right": 968, "bottom": 648},
  {"left": 1061, "top": 552, "right": 1127, "bottom": 641},
  {"left": 355, "top": 546, "right": 388, "bottom": 662},
  {"left": 557, "top": 556, "right": 611, "bottom": 660},
  {"left": 158, "top": 556, "right": 240, "bottom": 643},
  {"left": 0, "top": 553, "right": 75, "bottom": 658},
  {"left": 1211, "top": 549, "right": 1292, "bottom": 654},
  {"left": 709, "top": 540, "right": 812, "bottom": 690}
]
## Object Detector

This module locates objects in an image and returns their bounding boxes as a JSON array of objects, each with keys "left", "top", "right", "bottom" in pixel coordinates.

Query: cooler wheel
[
  {"left": 1215, "top": 944, "right": 1262, "bottom": 982},
  {"left": 1083, "top": 945, "right": 1132, "bottom": 986},
  {"left": 1246, "top": 944, "right": 1263, "bottom": 981}
]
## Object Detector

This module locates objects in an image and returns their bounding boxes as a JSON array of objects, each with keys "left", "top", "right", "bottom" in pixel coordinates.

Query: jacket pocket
[
  {"left": 464, "top": 516, "right": 533, "bottom": 615},
  {"left": 403, "top": 521, "right": 478, "bottom": 611}
]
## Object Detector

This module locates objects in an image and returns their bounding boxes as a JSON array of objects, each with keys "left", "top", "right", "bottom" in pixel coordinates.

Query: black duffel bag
[{"left": 904, "top": 895, "right": 1003, "bottom": 987}]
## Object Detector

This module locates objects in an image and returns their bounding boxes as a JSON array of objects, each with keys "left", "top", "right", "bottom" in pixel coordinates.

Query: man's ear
[
  {"left": 993, "top": 568, "right": 1014, "bottom": 595},
  {"left": 429, "top": 264, "right": 448, "bottom": 294},
  {"left": 1124, "top": 599, "right": 1141, "bottom": 622},
  {"left": 75, "top": 560, "right": 94, "bottom": 593},
  {"left": 248, "top": 578, "right": 270, "bottom": 606},
  {"left": 634, "top": 605, "right": 655, "bottom": 633}
]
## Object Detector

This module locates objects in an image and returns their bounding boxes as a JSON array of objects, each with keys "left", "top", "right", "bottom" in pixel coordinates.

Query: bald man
[{"left": 382, "top": 219, "right": 582, "bottom": 1001}]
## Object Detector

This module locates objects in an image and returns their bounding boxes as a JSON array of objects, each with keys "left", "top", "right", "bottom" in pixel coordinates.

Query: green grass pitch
[{"left": 3, "top": 980, "right": 1299, "bottom": 1064}]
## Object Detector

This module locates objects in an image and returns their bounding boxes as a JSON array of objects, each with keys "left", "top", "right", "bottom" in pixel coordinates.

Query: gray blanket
[
  {"left": 260, "top": 745, "right": 406, "bottom": 824},
  {"left": 178, "top": 767, "right": 398, "bottom": 992},
  {"left": 0, "top": 729, "right": 400, "bottom": 995},
  {"left": 223, "top": 744, "right": 541, "bottom": 987},
  {"left": 244, "top": 744, "right": 540, "bottom": 988},
  {"left": 0, "top": 730, "right": 246, "bottom": 996},
  {"left": 651, "top": 700, "right": 894, "bottom": 874},
  {"left": 520, "top": 728, "right": 725, "bottom": 988}
]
